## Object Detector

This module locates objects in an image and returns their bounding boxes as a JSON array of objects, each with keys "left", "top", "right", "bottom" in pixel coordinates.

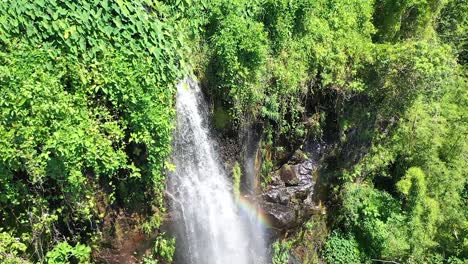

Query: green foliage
[
  {"left": 397, "top": 167, "right": 440, "bottom": 260},
  {"left": 163, "top": 1, "right": 466, "bottom": 263},
  {"left": 0, "top": 44, "right": 179, "bottom": 252},
  {"left": 0, "top": 1, "right": 186, "bottom": 261},
  {"left": 301, "top": 0, "right": 375, "bottom": 92},
  {"left": 374, "top": 0, "right": 448, "bottom": 41},
  {"left": 142, "top": 256, "right": 159, "bottom": 264},
  {"left": 213, "top": 105, "right": 231, "bottom": 130},
  {"left": 260, "top": 147, "right": 274, "bottom": 186},
  {"left": 370, "top": 42, "right": 456, "bottom": 117},
  {"left": 0, "top": 48, "right": 125, "bottom": 212},
  {"left": 45, "top": 242, "right": 91, "bottom": 264},
  {"left": 333, "top": 56, "right": 466, "bottom": 262},
  {"left": 232, "top": 162, "right": 242, "bottom": 196},
  {"left": 323, "top": 232, "right": 362, "bottom": 264},
  {"left": 212, "top": 13, "right": 268, "bottom": 117},
  {"left": 272, "top": 240, "right": 292, "bottom": 264},
  {"left": 437, "top": 0, "right": 468, "bottom": 64},
  {"left": 141, "top": 213, "right": 164, "bottom": 235},
  {"left": 344, "top": 41, "right": 458, "bottom": 180},
  {"left": 154, "top": 233, "right": 176, "bottom": 263},
  {"left": 0, "top": 0, "right": 186, "bottom": 69},
  {"left": 179, "top": 0, "right": 376, "bottom": 155},
  {"left": 0, "top": 231, "right": 29, "bottom": 263},
  {"left": 262, "top": 0, "right": 375, "bottom": 150},
  {"left": 340, "top": 183, "right": 409, "bottom": 259}
]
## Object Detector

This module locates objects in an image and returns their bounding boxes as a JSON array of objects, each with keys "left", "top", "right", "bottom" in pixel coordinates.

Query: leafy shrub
[
  {"left": 397, "top": 167, "right": 440, "bottom": 260},
  {"left": 212, "top": 13, "right": 268, "bottom": 117},
  {"left": 45, "top": 242, "right": 91, "bottom": 264},
  {"left": 437, "top": 0, "right": 468, "bottom": 64},
  {"left": 373, "top": 0, "right": 448, "bottom": 42},
  {"left": 0, "top": 231, "right": 28, "bottom": 263},
  {"left": 272, "top": 240, "right": 292, "bottom": 264},
  {"left": 323, "top": 232, "right": 361, "bottom": 264},
  {"left": 0, "top": 1, "right": 187, "bottom": 261},
  {"left": 232, "top": 162, "right": 242, "bottom": 196},
  {"left": 154, "top": 233, "right": 176, "bottom": 263},
  {"left": 0, "top": 0, "right": 186, "bottom": 70},
  {"left": 340, "top": 183, "right": 410, "bottom": 259}
]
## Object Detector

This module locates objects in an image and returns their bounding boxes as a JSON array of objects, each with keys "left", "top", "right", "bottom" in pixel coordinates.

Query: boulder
[
  {"left": 261, "top": 201, "right": 296, "bottom": 229},
  {"left": 289, "top": 149, "right": 308, "bottom": 164},
  {"left": 279, "top": 164, "right": 300, "bottom": 186},
  {"left": 260, "top": 145, "right": 327, "bottom": 232}
]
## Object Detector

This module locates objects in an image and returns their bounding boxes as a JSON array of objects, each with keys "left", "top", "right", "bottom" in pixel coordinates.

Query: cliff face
[
  {"left": 211, "top": 114, "right": 334, "bottom": 263},
  {"left": 260, "top": 144, "right": 327, "bottom": 232}
]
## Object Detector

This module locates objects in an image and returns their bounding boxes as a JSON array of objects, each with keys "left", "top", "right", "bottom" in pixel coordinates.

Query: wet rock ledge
[{"left": 260, "top": 144, "right": 327, "bottom": 232}]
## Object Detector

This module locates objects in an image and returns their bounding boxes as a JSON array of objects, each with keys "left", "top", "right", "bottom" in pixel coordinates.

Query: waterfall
[
  {"left": 242, "top": 125, "right": 267, "bottom": 262},
  {"left": 168, "top": 78, "right": 265, "bottom": 264}
]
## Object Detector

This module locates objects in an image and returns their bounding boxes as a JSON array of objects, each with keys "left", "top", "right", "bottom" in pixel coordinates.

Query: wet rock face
[
  {"left": 279, "top": 164, "right": 299, "bottom": 186},
  {"left": 260, "top": 146, "right": 326, "bottom": 232},
  {"left": 261, "top": 202, "right": 296, "bottom": 228}
]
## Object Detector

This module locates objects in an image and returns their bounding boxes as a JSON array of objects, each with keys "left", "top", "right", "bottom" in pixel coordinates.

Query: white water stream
[{"left": 168, "top": 78, "right": 265, "bottom": 264}]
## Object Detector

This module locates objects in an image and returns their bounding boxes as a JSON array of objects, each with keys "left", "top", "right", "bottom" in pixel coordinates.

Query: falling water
[
  {"left": 168, "top": 78, "right": 265, "bottom": 264},
  {"left": 242, "top": 125, "right": 267, "bottom": 262}
]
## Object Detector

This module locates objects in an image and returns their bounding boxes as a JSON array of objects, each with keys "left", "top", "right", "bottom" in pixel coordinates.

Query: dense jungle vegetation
[{"left": 0, "top": 0, "right": 466, "bottom": 263}]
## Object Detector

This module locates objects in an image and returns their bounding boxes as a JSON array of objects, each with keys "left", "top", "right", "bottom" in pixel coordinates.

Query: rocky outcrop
[{"left": 260, "top": 144, "right": 327, "bottom": 232}]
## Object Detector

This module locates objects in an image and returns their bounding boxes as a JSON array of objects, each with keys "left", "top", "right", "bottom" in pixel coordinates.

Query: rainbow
[{"left": 235, "top": 194, "right": 272, "bottom": 229}]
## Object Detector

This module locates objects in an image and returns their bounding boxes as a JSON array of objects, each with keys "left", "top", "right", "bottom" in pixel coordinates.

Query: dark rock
[
  {"left": 289, "top": 149, "right": 308, "bottom": 164},
  {"left": 298, "top": 160, "right": 314, "bottom": 176},
  {"left": 261, "top": 175, "right": 315, "bottom": 231},
  {"left": 263, "top": 187, "right": 290, "bottom": 205},
  {"left": 261, "top": 201, "right": 296, "bottom": 229},
  {"left": 260, "top": 143, "right": 327, "bottom": 233},
  {"left": 279, "top": 164, "right": 300, "bottom": 186}
]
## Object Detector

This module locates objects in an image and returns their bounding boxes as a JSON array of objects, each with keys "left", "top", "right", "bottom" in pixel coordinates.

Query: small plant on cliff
[
  {"left": 323, "top": 232, "right": 362, "bottom": 264},
  {"left": 154, "top": 233, "right": 176, "bottom": 263},
  {"left": 232, "top": 162, "right": 242, "bottom": 197},
  {"left": 272, "top": 240, "right": 292, "bottom": 264},
  {"left": 45, "top": 242, "right": 91, "bottom": 264}
]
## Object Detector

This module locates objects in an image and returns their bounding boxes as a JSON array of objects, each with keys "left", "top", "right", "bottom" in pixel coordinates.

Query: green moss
[
  {"left": 213, "top": 105, "right": 231, "bottom": 130},
  {"left": 232, "top": 162, "right": 242, "bottom": 196}
]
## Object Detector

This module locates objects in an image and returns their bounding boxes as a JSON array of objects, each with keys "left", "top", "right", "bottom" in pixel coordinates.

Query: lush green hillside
[{"left": 0, "top": 0, "right": 466, "bottom": 263}]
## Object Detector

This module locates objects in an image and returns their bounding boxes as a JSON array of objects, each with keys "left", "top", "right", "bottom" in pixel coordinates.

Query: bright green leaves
[
  {"left": 301, "top": 0, "right": 375, "bottom": 92},
  {"left": 397, "top": 167, "right": 440, "bottom": 260},
  {"left": 336, "top": 56, "right": 466, "bottom": 261},
  {"left": 272, "top": 240, "right": 293, "bottom": 264},
  {"left": 0, "top": 43, "right": 178, "bottom": 261},
  {"left": 192, "top": 0, "right": 378, "bottom": 156},
  {"left": 0, "top": 231, "right": 28, "bottom": 263},
  {"left": 323, "top": 232, "right": 362, "bottom": 264},
  {"left": 232, "top": 162, "right": 242, "bottom": 197},
  {"left": 340, "top": 167, "right": 452, "bottom": 261},
  {"left": 140, "top": 233, "right": 176, "bottom": 264},
  {"left": 339, "top": 183, "right": 411, "bottom": 261},
  {"left": 45, "top": 242, "right": 91, "bottom": 264},
  {"left": 0, "top": 0, "right": 187, "bottom": 80},
  {"left": 258, "top": 0, "right": 375, "bottom": 151},
  {"left": 0, "top": 2, "right": 187, "bottom": 261},
  {"left": 0, "top": 48, "right": 127, "bottom": 249},
  {"left": 370, "top": 42, "right": 455, "bottom": 114},
  {"left": 373, "top": 0, "right": 449, "bottom": 42},
  {"left": 0, "top": 0, "right": 465, "bottom": 263},
  {"left": 154, "top": 233, "right": 176, "bottom": 263},
  {"left": 262, "top": 0, "right": 375, "bottom": 92},
  {"left": 86, "top": 52, "right": 176, "bottom": 206},
  {"left": 437, "top": 0, "right": 468, "bottom": 64},
  {"left": 212, "top": 13, "right": 268, "bottom": 117},
  {"left": 0, "top": 48, "right": 126, "bottom": 180}
]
